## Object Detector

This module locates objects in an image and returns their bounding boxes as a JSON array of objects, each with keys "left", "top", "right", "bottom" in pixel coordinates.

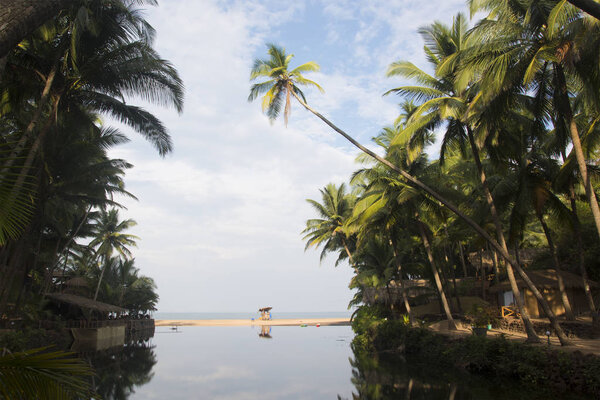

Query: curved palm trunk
[
  {"left": 417, "top": 219, "right": 457, "bottom": 330},
  {"left": 567, "top": 0, "right": 600, "bottom": 20},
  {"left": 466, "top": 127, "right": 541, "bottom": 342},
  {"left": 555, "top": 65, "right": 600, "bottom": 241},
  {"left": 390, "top": 235, "right": 413, "bottom": 323},
  {"left": 536, "top": 212, "right": 575, "bottom": 320},
  {"left": 341, "top": 237, "right": 354, "bottom": 265},
  {"left": 292, "top": 91, "right": 570, "bottom": 344}
]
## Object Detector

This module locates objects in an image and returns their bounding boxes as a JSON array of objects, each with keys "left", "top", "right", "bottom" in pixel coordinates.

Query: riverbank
[
  {"left": 351, "top": 308, "right": 600, "bottom": 398},
  {"left": 156, "top": 318, "right": 350, "bottom": 327}
]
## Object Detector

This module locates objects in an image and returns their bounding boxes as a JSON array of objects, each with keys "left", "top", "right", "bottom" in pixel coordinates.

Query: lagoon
[{"left": 91, "top": 324, "right": 585, "bottom": 400}]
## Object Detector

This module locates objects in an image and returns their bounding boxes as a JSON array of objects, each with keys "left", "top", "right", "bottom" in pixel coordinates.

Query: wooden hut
[
  {"left": 489, "top": 269, "right": 599, "bottom": 317},
  {"left": 44, "top": 293, "right": 128, "bottom": 350}
]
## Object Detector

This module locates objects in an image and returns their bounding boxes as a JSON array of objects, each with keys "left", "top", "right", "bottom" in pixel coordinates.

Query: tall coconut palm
[
  {"left": 0, "top": 0, "right": 183, "bottom": 244},
  {"left": 302, "top": 183, "right": 356, "bottom": 266},
  {"left": 249, "top": 42, "right": 570, "bottom": 343},
  {"left": 350, "top": 138, "right": 459, "bottom": 329},
  {"left": 464, "top": 0, "right": 600, "bottom": 243},
  {"left": 385, "top": 14, "right": 543, "bottom": 341},
  {"left": 88, "top": 208, "right": 138, "bottom": 301}
]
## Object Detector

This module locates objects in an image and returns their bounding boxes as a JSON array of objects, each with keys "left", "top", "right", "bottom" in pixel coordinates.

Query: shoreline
[{"left": 155, "top": 318, "right": 350, "bottom": 327}]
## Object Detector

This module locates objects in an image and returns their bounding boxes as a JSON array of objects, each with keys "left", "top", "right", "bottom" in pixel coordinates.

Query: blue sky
[{"left": 108, "top": 0, "right": 469, "bottom": 312}]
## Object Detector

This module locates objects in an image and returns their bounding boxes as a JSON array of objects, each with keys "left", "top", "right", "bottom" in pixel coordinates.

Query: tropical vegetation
[
  {"left": 250, "top": 0, "right": 600, "bottom": 348},
  {"left": 0, "top": 0, "right": 178, "bottom": 396}
]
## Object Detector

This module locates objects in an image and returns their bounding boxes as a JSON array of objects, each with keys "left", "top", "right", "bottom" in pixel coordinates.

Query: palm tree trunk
[
  {"left": 569, "top": 186, "right": 598, "bottom": 324},
  {"left": 0, "top": 0, "right": 78, "bottom": 59},
  {"left": 390, "top": 235, "right": 413, "bottom": 323},
  {"left": 341, "top": 237, "right": 355, "bottom": 271},
  {"left": 555, "top": 64, "right": 600, "bottom": 241},
  {"left": 93, "top": 261, "right": 106, "bottom": 302},
  {"left": 567, "top": 0, "right": 600, "bottom": 20},
  {"left": 416, "top": 218, "right": 457, "bottom": 330},
  {"left": 480, "top": 249, "right": 486, "bottom": 301},
  {"left": 385, "top": 282, "right": 395, "bottom": 314},
  {"left": 292, "top": 92, "right": 571, "bottom": 344},
  {"left": 458, "top": 242, "right": 468, "bottom": 277},
  {"left": 491, "top": 245, "right": 500, "bottom": 284},
  {"left": 465, "top": 126, "right": 541, "bottom": 342},
  {"left": 1, "top": 64, "right": 57, "bottom": 178},
  {"left": 536, "top": 212, "right": 575, "bottom": 320},
  {"left": 450, "top": 263, "right": 463, "bottom": 314}
]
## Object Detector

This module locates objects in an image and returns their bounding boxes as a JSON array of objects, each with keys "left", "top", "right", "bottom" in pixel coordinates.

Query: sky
[{"left": 108, "top": 0, "right": 469, "bottom": 313}]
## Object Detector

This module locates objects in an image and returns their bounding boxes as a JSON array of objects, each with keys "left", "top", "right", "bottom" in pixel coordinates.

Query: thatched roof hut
[
  {"left": 468, "top": 249, "right": 541, "bottom": 270},
  {"left": 45, "top": 293, "right": 126, "bottom": 313},
  {"left": 489, "top": 269, "right": 598, "bottom": 293}
]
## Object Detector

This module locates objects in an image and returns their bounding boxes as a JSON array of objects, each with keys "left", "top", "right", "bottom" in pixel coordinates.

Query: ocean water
[{"left": 154, "top": 311, "right": 353, "bottom": 320}]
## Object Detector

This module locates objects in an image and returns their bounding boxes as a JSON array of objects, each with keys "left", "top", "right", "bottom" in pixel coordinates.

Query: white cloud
[{"left": 103, "top": 0, "right": 471, "bottom": 312}]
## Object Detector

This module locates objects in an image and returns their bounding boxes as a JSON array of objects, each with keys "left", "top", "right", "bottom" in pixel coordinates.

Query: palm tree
[
  {"left": 302, "top": 183, "right": 356, "bottom": 266},
  {"left": 248, "top": 43, "right": 323, "bottom": 126},
  {"left": 385, "top": 13, "right": 542, "bottom": 342},
  {"left": 0, "top": 0, "right": 183, "bottom": 244},
  {"left": 464, "top": 0, "right": 600, "bottom": 242},
  {"left": 249, "top": 42, "right": 571, "bottom": 342},
  {"left": 89, "top": 209, "right": 138, "bottom": 301}
]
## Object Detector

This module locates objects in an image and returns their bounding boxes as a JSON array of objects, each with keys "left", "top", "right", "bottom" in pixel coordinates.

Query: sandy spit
[{"left": 155, "top": 318, "right": 350, "bottom": 327}]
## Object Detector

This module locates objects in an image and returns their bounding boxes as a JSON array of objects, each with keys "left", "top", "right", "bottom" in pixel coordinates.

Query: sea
[{"left": 153, "top": 311, "right": 353, "bottom": 320}]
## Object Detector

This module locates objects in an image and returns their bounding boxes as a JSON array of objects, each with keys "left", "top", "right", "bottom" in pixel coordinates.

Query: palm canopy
[
  {"left": 89, "top": 208, "right": 138, "bottom": 261},
  {"left": 385, "top": 13, "right": 473, "bottom": 165},
  {"left": 302, "top": 183, "right": 356, "bottom": 265},
  {"left": 248, "top": 43, "right": 323, "bottom": 125}
]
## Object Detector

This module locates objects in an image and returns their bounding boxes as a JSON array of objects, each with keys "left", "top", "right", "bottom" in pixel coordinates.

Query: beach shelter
[{"left": 258, "top": 307, "right": 272, "bottom": 320}]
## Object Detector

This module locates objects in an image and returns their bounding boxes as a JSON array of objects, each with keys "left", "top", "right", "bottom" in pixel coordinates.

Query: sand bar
[{"left": 155, "top": 318, "right": 350, "bottom": 327}]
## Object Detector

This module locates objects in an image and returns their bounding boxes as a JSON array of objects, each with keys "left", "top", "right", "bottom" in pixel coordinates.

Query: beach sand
[{"left": 155, "top": 318, "right": 350, "bottom": 327}]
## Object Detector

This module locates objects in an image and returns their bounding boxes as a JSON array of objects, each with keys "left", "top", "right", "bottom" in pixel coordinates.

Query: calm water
[{"left": 89, "top": 325, "right": 586, "bottom": 400}]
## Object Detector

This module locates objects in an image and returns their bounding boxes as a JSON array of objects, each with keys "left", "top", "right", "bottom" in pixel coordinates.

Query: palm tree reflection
[{"left": 88, "top": 339, "right": 156, "bottom": 400}]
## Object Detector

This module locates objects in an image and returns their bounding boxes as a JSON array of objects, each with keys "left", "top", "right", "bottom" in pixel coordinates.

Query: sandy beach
[{"left": 155, "top": 318, "right": 350, "bottom": 327}]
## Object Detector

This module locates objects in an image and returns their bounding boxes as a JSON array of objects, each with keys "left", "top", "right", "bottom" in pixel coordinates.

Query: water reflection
[
  {"left": 86, "top": 339, "right": 156, "bottom": 399},
  {"left": 258, "top": 325, "right": 272, "bottom": 339},
  {"left": 340, "top": 351, "right": 585, "bottom": 400}
]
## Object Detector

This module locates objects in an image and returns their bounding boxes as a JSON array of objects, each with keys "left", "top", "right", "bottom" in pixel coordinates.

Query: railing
[
  {"left": 65, "top": 319, "right": 126, "bottom": 329},
  {"left": 1, "top": 318, "right": 154, "bottom": 330}
]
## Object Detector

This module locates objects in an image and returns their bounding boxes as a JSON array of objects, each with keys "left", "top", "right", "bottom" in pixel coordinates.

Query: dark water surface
[{"left": 90, "top": 325, "right": 585, "bottom": 399}]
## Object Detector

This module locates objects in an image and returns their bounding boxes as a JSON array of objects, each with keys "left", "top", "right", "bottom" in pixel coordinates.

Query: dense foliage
[
  {"left": 0, "top": 0, "right": 180, "bottom": 320},
  {"left": 249, "top": 0, "right": 600, "bottom": 346}
]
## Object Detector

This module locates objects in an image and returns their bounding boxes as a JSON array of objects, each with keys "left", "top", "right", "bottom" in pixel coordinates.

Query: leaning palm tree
[
  {"left": 88, "top": 208, "right": 138, "bottom": 301},
  {"left": 248, "top": 43, "right": 323, "bottom": 126},
  {"left": 248, "top": 42, "right": 571, "bottom": 343}
]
